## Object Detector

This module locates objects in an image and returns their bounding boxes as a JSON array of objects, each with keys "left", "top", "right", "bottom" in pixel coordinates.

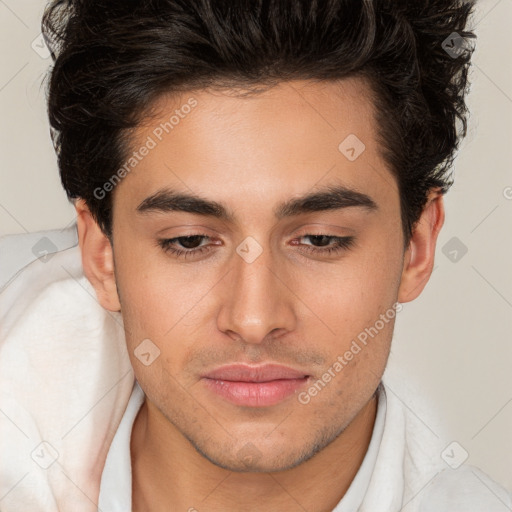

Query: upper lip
[{"left": 202, "top": 364, "right": 309, "bottom": 382}]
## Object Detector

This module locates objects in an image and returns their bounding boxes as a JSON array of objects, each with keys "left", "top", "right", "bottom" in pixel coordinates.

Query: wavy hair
[{"left": 42, "top": 0, "right": 476, "bottom": 245}]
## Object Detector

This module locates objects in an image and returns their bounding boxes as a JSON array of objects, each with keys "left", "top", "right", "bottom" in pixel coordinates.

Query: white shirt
[{"left": 98, "top": 381, "right": 387, "bottom": 511}]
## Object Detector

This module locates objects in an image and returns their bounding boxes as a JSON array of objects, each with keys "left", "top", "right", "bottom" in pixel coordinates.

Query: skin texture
[{"left": 75, "top": 77, "right": 444, "bottom": 511}]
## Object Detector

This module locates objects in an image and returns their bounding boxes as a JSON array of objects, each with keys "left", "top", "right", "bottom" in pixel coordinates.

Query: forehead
[{"left": 115, "top": 77, "right": 397, "bottom": 221}]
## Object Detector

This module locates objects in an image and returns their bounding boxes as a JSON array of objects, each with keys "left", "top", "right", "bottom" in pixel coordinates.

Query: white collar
[{"left": 98, "top": 380, "right": 145, "bottom": 512}]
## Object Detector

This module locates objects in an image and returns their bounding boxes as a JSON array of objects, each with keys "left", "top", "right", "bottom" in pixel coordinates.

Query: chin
[{"left": 193, "top": 439, "right": 323, "bottom": 474}]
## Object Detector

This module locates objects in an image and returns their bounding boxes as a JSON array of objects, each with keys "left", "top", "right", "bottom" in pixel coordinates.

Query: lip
[
  {"left": 201, "top": 364, "right": 310, "bottom": 407},
  {"left": 202, "top": 363, "right": 308, "bottom": 382}
]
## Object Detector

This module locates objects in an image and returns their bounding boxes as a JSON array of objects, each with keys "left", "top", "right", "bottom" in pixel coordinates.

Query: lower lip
[{"left": 202, "top": 377, "right": 309, "bottom": 407}]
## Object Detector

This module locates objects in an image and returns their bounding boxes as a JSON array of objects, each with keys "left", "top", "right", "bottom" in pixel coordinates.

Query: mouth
[{"left": 201, "top": 364, "right": 311, "bottom": 407}]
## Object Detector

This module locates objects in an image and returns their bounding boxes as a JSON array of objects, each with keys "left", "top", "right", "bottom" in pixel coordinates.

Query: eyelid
[
  {"left": 292, "top": 222, "right": 356, "bottom": 236},
  {"left": 155, "top": 224, "right": 225, "bottom": 237},
  {"left": 157, "top": 232, "right": 356, "bottom": 260}
]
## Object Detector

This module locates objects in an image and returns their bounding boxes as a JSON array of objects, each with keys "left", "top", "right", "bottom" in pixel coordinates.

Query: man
[{"left": 0, "top": 0, "right": 510, "bottom": 511}]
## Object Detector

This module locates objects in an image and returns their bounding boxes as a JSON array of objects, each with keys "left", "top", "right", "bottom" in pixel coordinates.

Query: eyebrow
[{"left": 136, "top": 184, "right": 378, "bottom": 221}]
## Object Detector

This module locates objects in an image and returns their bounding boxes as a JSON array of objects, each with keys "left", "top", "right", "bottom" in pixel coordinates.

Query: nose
[{"left": 216, "top": 240, "right": 297, "bottom": 345}]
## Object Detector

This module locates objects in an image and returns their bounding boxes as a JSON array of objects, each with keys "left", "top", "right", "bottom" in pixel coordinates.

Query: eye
[
  {"left": 158, "top": 233, "right": 355, "bottom": 260},
  {"left": 158, "top": 234, "right": 213, "bottom": 259},
  {"left": 292, "top": 234, "right": 355, "bottom": 256}
]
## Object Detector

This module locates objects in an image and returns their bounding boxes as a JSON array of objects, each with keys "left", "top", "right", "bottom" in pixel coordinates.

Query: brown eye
[
  {"left": 294, "top": 234, "right": 355, "bottom": 255},
  {"left": 158, "top": 234, "right": 212, "bottom": 259}
]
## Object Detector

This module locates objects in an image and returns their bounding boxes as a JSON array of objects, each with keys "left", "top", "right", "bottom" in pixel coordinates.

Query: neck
[{"left": 130, "top": 393, "right": 377, "bottom": 512}]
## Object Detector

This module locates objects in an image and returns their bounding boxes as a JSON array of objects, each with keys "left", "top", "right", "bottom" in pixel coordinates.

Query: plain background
[{"left": 1, "top": 0, "right": 511, "bottom": 492}]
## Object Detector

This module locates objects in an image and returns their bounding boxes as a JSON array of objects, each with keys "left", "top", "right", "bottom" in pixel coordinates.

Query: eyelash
[{"left": 157, "top": 233, "right": 355, "bottom": 259}]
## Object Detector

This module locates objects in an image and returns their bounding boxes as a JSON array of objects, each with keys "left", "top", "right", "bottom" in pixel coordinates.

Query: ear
[
  {"left": 398, "top": 188, "right": 445, "bottom": 303},
  {"left": 75, "top": 199, "right": 121, "bottom": 312}
]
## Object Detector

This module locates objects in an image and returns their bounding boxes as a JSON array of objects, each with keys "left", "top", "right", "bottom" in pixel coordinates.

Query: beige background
[{"left": 1, "top": 0, "right": 511, "bottom": 492}]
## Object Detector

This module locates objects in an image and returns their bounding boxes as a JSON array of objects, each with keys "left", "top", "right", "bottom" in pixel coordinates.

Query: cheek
[
  {"left": 114, "top": 247, "right": 222, "bottom": 359},
  {"left": 115, "top": 266, "right": 203, "bottom": 394},
  {"left": 290, "top": 232, "right": 402, "bottom": 381},
  {"left": 294, "top": 244, "right": 402, "bottom": 336}
]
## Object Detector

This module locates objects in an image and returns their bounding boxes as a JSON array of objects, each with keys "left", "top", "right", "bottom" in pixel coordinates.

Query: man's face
[{"left": 109, "top": 78, "right": 405, "bottom": 471}]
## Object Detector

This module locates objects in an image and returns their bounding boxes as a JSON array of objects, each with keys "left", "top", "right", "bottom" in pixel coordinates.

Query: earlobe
[
  {"left": 397, "top": 189, "right": 445, "bottom": 303},
  {"left": 75, "top": 199, "right": 121, "bottom": 312}
]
